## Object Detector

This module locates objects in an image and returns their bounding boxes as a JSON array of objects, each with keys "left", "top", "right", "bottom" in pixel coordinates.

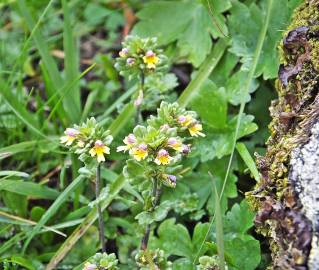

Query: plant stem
[
  {"left": 96, "top": 164, "right": 106, "bottom": 252},
  {"left": 135, "top": 71, "right": 145, "bottom": 124},
  {"left": 140, "top": 177, "right": 161, "bottom": 250}
]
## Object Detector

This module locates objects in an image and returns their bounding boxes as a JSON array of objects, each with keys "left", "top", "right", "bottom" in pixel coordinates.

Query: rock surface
[{"left": 290, "top": 121, "right": 319, "bottom": 269}]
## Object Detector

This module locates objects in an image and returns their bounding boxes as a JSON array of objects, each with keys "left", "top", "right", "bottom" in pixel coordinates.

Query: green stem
[
  {"left": 135, "top": 71, "right": 145, "bottom": 124},
  {"left": 96, "top": 164, "right": 106, "bottom": 252},
  {"left": 140, "top": 177, "right": 161, "bottom": 250}
]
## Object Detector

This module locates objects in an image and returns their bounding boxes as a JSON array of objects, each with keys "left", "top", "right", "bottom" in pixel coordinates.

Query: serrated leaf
[
  {"left": 151, "top": 218, "right": 193, "bottom": 259},
  {"left": 225, "top": 70, "right": 259, "bottom": 105},
  {"left": 229, "top": 0, "right": 300, "bottom": 79},
  {"left": 194, "top": 114, "right": 258, "bottom": 161},
  {"left": 84, "top": 3, "right": 112, "bottom": 26},
  {"left": 135, "top": 201, "right": 172, "bottom": 225},
  {"left": 133, "top": 0, "right": 228, "bottom": 66},
  {"left": 172, "top": 258, "right": 193, "bottom": 270},
  {"left": 224, "top": 236, "right": 260, "bottom": 270},
  {"left": 190, "top": 80, "right": 227, "bottom": 129},
  {"left": 223, "top": 200, "right": 255, "bottom": 235}
]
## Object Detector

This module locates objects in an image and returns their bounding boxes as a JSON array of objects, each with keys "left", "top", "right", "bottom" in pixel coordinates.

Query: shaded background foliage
[{"left": 0, "top": 0, "right": 301, "bottom": 269}]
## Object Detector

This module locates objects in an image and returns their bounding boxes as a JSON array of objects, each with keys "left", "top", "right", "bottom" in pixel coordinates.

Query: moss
[
  {"left": 310, "top": 39, "right": 319, "bottom": 71},
  {"left": 247, "top": 1, "right": 319, "bottom": 268},
  {"left": 288, "top": 1, "right": 319, "bottom": 31}
]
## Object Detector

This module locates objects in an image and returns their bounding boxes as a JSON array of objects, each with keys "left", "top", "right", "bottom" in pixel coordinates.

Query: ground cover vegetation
[{"left": 0, "top": 0, "right": 302, "bottom": 269}]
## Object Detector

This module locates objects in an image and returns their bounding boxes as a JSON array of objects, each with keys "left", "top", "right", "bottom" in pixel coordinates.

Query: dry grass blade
[{"left": 0, "top": 210, "right": 66, "bottom": 237}]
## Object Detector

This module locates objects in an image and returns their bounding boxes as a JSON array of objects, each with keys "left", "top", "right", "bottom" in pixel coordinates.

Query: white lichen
[{"left": 290, "top": 121, "right": 319, "bottom": 269}]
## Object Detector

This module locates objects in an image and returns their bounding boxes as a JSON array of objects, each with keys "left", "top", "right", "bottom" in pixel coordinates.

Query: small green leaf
[
  {"left": 236, "top": 142, "right": 260, "bottom": 181},
  {"left": 152, "top": 218, "right": 193, "bottom": 259},
  {"left": 190, "top": 80, "right": 227, "bottom": 129},
  {"left": 229, "top": 0, "right": 300, "bottom": 79},
  {"left": 225, "top": 70, "right": 259, "bottom": 105},
  {"left": 84, "top": 3, "right": 112, "bottom": 26},
  {"left": 135, "top": 201, "right": 172, "bottom": 225},
  {"left": 224, "top": 236, "right": 261, "bottom": 270},
  {"left": 223, "top": 200, "right": 255, "bottom": 235},
  {"left": 133, "top": 0, "right": 228, "bottom": 66}
]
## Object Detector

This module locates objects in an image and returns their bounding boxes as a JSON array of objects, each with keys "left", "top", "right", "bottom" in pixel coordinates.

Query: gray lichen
[{"left": 290, "top": 121, "right": 319, "bottom": 269}]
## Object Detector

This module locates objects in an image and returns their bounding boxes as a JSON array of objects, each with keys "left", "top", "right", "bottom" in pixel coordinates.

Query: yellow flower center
[
  {"left": 143, "top": 50, "right": 159, "bottom": 69},
  {"left": 188, "top": 124, "right": 205, "bottom": 137},
  {"left": 157, "top": 155, "right": 171, "bottom": 165},
  {"left": 178, "top": 115, "right": 193, "bottom": 127},
  {"left": 132, "top": 144, "right": 148, "bottom": 161},
  {"left": 155, "top": 149, "right": 172, "bottom": 165},
  {"left": 167, "top": 138, "right": 183, "bottom": 152},
  {"left": 89, "top": 140, "right": 110, "bottom": 163}
]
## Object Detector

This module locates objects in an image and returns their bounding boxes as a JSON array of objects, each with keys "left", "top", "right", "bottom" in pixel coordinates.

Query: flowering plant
[
  {"left": 115, "top": 35, "right": 172, "bottom": 110},
  {"left": 83, "top": 253, "right": 118, "bottom": 270},
  {"left": 115, "top": 35, "right": 167, "bottom": 80},
  {"left": 61, "top": 118, "right": 113, "bottom": 252},
  {"left": 119, "top": 102, "right": 204, "bottom": 190},
  {"left": 118, "top": 101, "right": 204, "bottom": 251},
  {"left": 196, "top": 255, "right": 229, "bottom": 270},
  {"left": 60, "top": 117, "right": 113, "bottom": 170},
  {"left": 135, "top": 249, "right": 172, "bottom": 270}
]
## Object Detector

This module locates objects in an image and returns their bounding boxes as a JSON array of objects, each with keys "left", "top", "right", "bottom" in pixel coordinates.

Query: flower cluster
[
  {"left": 148, "top": 102, "right": 205, "bottom": 138},
  {"left": 135, "top": 249, "right": 172, "bottom": 270},
  {"left": 83, "top": 253, "right": 118, "bottom": 270},
  {"left": 115, "top": 35, "right": 167, "bottom": 79},
  {"left": 196, "top": 255, "right": 228, "bottom": 270},
  {"left": 119, "top": 102, "right": 204, "bottom": 188},
  {"left": 115, "top": 35, "right": 176, "bottom": 110},
  {"left": 60, "top": 118, "right": 113, "bottom": 169}
]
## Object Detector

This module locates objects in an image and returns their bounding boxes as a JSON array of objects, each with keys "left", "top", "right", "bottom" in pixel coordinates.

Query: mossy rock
[{"left": 247, "top": 1, "right": 319, "bottom": 269}]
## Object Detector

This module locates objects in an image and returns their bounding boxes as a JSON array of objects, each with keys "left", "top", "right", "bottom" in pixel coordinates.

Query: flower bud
[
  {"left": 83, "top": 262, "right": 97, "bottom": 270},
  {"left": 119, "top": 48, "right": 129, "bottom": 57},
  {"left": 126, "top": 57, "right": 135, "bottom": 66},
  {"left": 182, "top": 144, "right": 191, "bottom": 155}
]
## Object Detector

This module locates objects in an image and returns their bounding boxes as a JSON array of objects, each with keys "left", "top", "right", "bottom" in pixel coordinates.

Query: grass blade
[
  {"left": 46, "top": 174, "right": 125, "bottom": 270},
  {"left": 210, "top": 172, "right": 225, "bottom": 270},
  {"left": 0, "top": 180, "right": 59, "bottom": 199},
  {"left": 0, "top": 232, "right": 25, "bottom": 255},
  {"left": 98, "top": 86, "right": 136, "bottom": 125},
  {"left": 0, "top": 210, "right": 66, "bottom": 237},
  {"left": 0, "top": 171, "right": 29, "bottom": 178},
  {"left": 236, "top": 142, "right": 260, "bottom": 181},
  {"left": 1, "top": 256, "right": 36, "bottom": 270},
  {"left": 22, "top": 175, "right": 86, "bottom": 253},
  {"left": 42, "top": 64, "right": 96, "bottom": 127},
  {"left": 62, "top": 0, "right": 81, "bottom": 114},
  {"left": 0, "top": 140, "right": 53, "bottom": 160},
  {"left": 108, "top": 103, "right": 136, "bottom": 136},
  {"left": 177, "top": 38, "right": 228, "bottom": 107},
  {"left": 0, "top": 79, "right": 47, "bottom": 139},
  {"left": 17, "top": 0, "right": 79, "bottom": 124}
]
